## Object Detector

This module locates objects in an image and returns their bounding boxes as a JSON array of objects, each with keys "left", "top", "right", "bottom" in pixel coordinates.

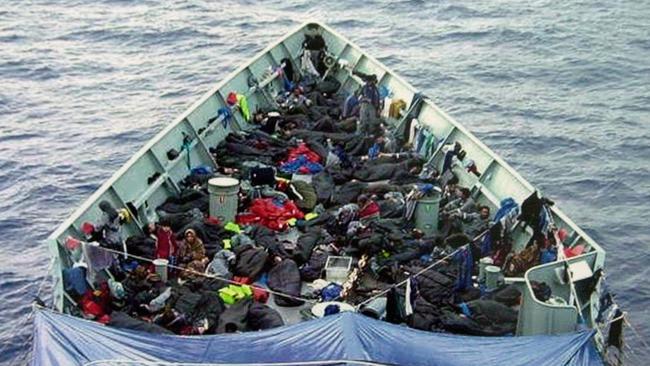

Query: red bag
[
  {"left": 286, "top": 143, "right": 321, "bottom": 163},
  {"left": 238, "top": 198, "right": 304, "bottom": 231},
  {"left": 80, "top": 282, "right": 111, "bottom": 320},
  {"left": 252, "top": 286, "right": 269, "bottom": 303},
  {"left": 233, "top": 276, "right": 252, "bottom": 285}
]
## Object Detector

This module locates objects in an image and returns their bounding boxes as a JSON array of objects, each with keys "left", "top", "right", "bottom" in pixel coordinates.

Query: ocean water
[{"left": 1, "top": 0, "right": 649, "bottom": 364}]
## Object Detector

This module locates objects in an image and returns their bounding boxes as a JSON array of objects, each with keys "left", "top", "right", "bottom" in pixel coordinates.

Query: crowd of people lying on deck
[{"left": 61, "top": 30, "right": 588, "bottom": 337}]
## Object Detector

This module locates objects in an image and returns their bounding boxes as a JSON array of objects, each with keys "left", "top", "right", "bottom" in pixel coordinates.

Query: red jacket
[
  {"left": 359, "top": 201, "right": 380, "bottom": 219},
  {"left": 237, "top": 198, "right": 304, "bottom": 231},
  {"left": 155, "top": 227, "right": 177, "bottom": 259}
]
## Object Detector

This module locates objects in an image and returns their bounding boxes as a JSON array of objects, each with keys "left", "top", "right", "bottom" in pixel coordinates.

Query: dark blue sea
[{"left": 1, "top": 0, "right": 649, "bottom": 364}]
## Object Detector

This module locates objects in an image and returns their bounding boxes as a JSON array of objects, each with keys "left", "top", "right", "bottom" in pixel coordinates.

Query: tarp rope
[
  {"left": 78, "top": 241, "right": 318, "bottom": 304},
  {"left": 355, "top": 245, "right": 465, "bottom": 309},
  {"left": 355, "top": 227, "right": 492, "bottom": 309},
  {"left": 54, "top": 224, "right": 650, "bottom": 365}
]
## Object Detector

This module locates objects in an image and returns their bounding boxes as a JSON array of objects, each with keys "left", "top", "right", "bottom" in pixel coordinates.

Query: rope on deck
[
  {"left": 355, "top": 245, "right": 465, "bottom": 309},
  {"left": 353, "top": 226, "right": 496, "bottom": 309},
  {"left": 80, "top": 241, "right": 319, "bottom": 305}
]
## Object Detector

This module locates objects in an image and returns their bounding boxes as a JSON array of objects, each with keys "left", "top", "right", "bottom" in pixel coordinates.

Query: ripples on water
[{"left": 1, "top": 0, "right": 649, "bottom": 364}]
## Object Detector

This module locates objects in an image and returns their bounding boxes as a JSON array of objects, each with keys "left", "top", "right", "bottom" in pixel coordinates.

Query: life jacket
[
  {"left": 80, "top": 282, "right": 111, "bottom": 323},
  {"left": 218, "top": 284, "right": 253, "bottom": 305}
]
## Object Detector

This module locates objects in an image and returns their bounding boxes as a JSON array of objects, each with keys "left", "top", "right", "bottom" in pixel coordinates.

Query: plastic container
[
  {"left": 414, "top": 194, "right": 441, "bottom": 236},
  {"left": 360, "top": 297, "right": 387, "bottom": 319},
  {"left": 485, "top": 265, "right": 502, "bottom": 290},
  {"left": 152, "top": 258, "right": 169, "bottom": 283},
  {"left": 207, "top": 177, "right": 240, "bottom": 223},
  {"left": 325, "top": 256, "right": 352, "bottom": 284},
  {"left": 478, "top": 257, "right": 494, "bottom": 283}
]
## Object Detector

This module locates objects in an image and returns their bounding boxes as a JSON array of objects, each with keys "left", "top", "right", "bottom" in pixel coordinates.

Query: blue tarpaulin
[{"left": 32, "top": 309, "right": 602, "bottom": 366}]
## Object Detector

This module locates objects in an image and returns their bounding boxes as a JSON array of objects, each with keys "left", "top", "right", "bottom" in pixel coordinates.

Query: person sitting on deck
[
  {"left": 253, "top": 111, "right": 282, "bottom": 135},
  {"left": 96, "top": 200, "right": 124, "bottom": 250},
  {"left": 458, "top": 205, "right": 491, "bottom": 239},
  {"left": 341, "top": 88, "right": 360, "bottom": 119},
  {"left": 440, "top": 175, "right": 460, "bottom": 207},
  {"left": 279, "top": 87, "right": 312, "bottom": 115},
  {"left": 442, "top": 187, "right": 476, "bottom": 214},
  {"left": 178, "top": 228, "right": 209, "bottom": 275},
  {"left": 439, "top": 187, "right": 477, "bottom": 236}
]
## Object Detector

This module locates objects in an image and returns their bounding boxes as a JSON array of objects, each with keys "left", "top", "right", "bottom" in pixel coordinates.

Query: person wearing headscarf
[{"left": 178, "top": 228, "right": 208, "bottom": 274}]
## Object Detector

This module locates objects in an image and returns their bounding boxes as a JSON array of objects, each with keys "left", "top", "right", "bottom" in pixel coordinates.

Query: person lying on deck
[{"left": 357, "top": 194, "right": 381, "bottom": 223}]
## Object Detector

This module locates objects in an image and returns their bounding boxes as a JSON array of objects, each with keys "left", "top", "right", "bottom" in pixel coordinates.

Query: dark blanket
[
  {"left": 409, "top": 297, "right": 445, "bottom": 332},
  {"left": 268, "top": 259, "right": 304, "bottom": 307},
  {"left": 299, "top": 249, "right": 328, "bottom": 282},
  {"left": 312, "top": 171, "right": 336, "bottom": 204},
  {"left": 247, "top": 303, "right": 284, "bottom": 330},
  {"left": 293, "top": 228, "right": 322, "bottom": 265},
  {"left": 125, "top": 235, "right": 156, "bottom": 260},
  {"left": 217, "top": 298, "right": 251, "bottom": 334},
  {"left": 157, "top": 189, "right": 209, "bottom": 214},
  {"left": 233, "top": 244, "right": 269, "bottom": 280},
  {"left": 108, "top": 311, "right": 173, "bottom": 334},
  {"left": 352, "top": 161, "right": 414, "bottom": 182}
]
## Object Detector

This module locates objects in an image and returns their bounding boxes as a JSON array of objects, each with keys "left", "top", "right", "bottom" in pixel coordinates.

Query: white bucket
[
  {"left": 478, "top": 257, "right": 494, "bottom": 283},
  {"left": 207, "top": 177, "right": 240, "bottom": 223},
  {"left": 152, "top": 258, "right": 169, "bottom": 283}
]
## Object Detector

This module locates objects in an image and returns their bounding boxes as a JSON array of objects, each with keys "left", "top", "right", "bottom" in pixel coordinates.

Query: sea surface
[{"left": 1, "top": 0, "right": 649, "bottom": 364}]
